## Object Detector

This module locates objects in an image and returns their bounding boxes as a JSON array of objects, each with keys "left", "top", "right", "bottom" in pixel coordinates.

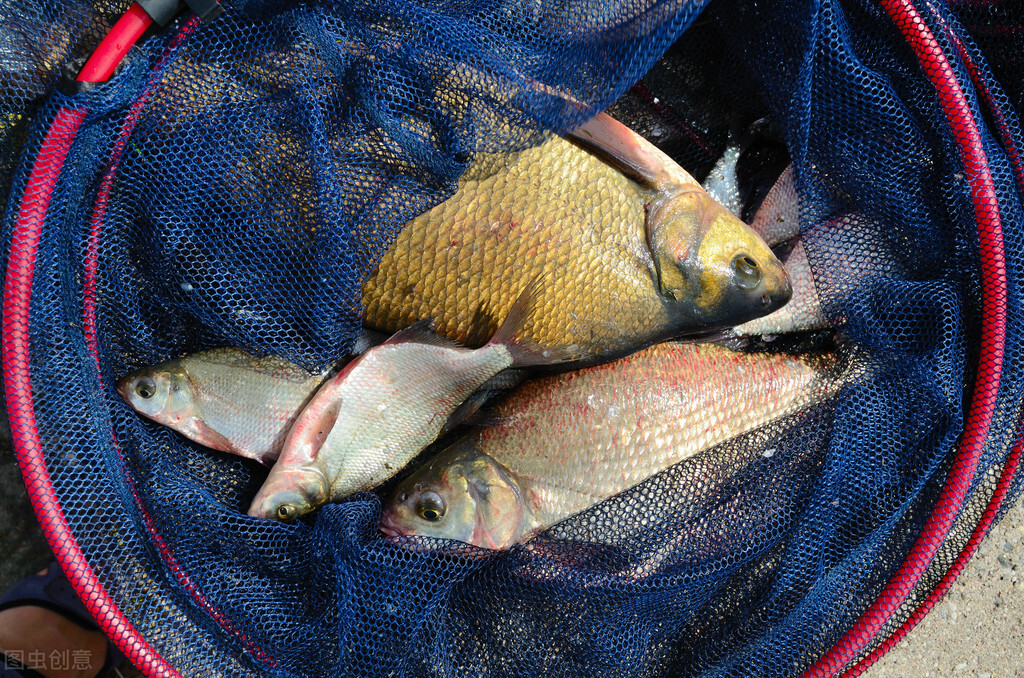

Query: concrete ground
[
  {"left": 1, "top": 415, "right": 1021, "bottom": 676},
  {"left": 864, "top": 498, "right": 1024, "bottom": 678}
]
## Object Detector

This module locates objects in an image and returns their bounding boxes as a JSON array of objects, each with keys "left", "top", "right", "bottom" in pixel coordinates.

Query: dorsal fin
[
  {"left": 567, "top": 112, "right": 700, "bottom": 192},
  {"left": 384, "top": 318, "right": 465, "bottom": 349}
]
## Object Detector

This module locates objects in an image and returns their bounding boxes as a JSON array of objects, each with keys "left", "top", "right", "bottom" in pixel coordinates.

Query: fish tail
[{"left": 487, "top": 277, "right": 583, "bottom": 367}]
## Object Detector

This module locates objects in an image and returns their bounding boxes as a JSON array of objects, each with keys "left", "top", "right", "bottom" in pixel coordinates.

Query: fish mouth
[
  {"left": 764, "top": 260, "right": 793, "bottom": 311},
  {"left": 378, "top": 511, "right": 403, "bottom": 537}
]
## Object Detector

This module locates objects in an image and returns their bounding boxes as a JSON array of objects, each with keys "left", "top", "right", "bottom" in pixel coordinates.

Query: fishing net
[{"left": 1, "top": 0, "right": 1022, "bottom": 675}]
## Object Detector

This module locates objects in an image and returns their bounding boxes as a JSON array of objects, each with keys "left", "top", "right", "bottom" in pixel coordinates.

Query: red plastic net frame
[{"left": 1, "top": 0, "right": 1016, "bottom": 675}]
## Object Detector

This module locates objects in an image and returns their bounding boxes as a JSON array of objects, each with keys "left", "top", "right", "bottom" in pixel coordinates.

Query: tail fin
[{"left": 487, "top": 277, "right": 584, "bottom": 368}]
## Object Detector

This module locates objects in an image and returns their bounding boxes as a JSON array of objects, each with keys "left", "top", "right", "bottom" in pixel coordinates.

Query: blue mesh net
[
  {"left": 1, "top": 0, "right": 1023, "bottom": 675},
  {"left": 951, "top": 0, "right": 1024, "bottom": 125}
]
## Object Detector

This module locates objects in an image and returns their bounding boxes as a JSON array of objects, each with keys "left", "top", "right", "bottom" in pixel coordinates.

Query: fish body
[
  {"left": 249, "top": 284, "right": 573, "bottom": 521},
  {"left": 363, "top": 114, "right": 791, "bottom": 364},
  {"left": 117, "top": 348, "right": 328, "bottom": 465},
  {"left": 749, "top": 165, "right": 800, "bottom": 246},
  {"left": 381, "top": 342, "right": 852, "bottom": 549}
]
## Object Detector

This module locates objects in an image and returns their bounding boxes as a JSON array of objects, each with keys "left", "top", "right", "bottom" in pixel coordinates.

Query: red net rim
[
  {"left": 0, "top": 2, "right": 1016, "bottom": 676},
  {"left": 806, "top": 0, "right": 1012, "bottom": 674}
]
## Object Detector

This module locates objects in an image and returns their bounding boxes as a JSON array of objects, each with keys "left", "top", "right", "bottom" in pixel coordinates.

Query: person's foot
[{"left": 0, "top": 566, "right": 118, "bottom": 678}]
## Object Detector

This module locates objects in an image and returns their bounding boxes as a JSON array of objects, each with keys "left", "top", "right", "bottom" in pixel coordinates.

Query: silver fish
[
  {"left": 248, "top": 281, "right": 577, "bottom": 522},
  {"left": 702, "top": 143, "right": 743, "bottom": 217},
  {"left": 381, "top": 342, "right": 856, "bottom": 549},
  {"left": 117, "top": 348, "right": 329, "bottom": 465}
]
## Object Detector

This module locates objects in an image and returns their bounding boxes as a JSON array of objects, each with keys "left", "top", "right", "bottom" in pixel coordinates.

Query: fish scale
[
  {"left": 364, "top": 136, "right": 655, "bottom": 354},
  {"left": 500, "top": 345, "right": 841, "bottom": 529},
  {"left": 362, "top": 124, "right": 790, "bottom": 364},
  {"left": 248, "top": 281, "right": 580, "bottom": 521},
  {"left": 117, "top": 348, "right": 329, "bottom": 465},
  {"left": 321, "top": 341, "right": 513, "bottom": 492},
  {"left": 383, "top": 342, "right": 854, "bottom": 548}
]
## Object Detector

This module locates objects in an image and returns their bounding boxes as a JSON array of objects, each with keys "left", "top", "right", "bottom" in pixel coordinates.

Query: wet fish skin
[
  {"left": 749, "top": 165, "right": 801, "bottom": 247},
  {"left": 730, "top": 240, "right": 827, "bottom": 337},
  {"left": 248, "top": 283, "right": 576, "bottom": 522},
  {"left": 117, "top": 348, "right": 328, "bottom": 465},
  {"left": 381, "top": 342, "right": 852, "bottom": 549},
  {"left": 363, "top": 115, "right": 790, "bottom": 365},
  {"left": 247, "top": 330, "right": 517, "bottom": 521}
]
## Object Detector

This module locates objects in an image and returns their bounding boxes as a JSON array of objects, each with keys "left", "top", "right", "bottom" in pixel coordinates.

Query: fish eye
[
  {"left": 416, "top": 491, "right": 445, "bottom": 522},
  {"left": 276, "top": 504, "right": 298, "bottom": 522},
  {"left": 135, "top": 378, "right": 156, "bottom": 399},
  {"left": 732, "top": 255, "right": 762, "bottom": 289}
]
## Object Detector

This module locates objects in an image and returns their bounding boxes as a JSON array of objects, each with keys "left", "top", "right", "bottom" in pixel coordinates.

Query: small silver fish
[
  {"left": 381, "top": 342, "right": 856, "bottom": 549},
  {"left": 702, "top": 143, "right": 743, "bottom": 217},
  {"left": 248, "top": 281, "right": 578, "bottom": 522},
  {"left": 117, "top": 348, "right": 329, "bottom": 465}
]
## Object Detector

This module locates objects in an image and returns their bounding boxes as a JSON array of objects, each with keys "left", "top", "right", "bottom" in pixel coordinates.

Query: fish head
[
  {"left": 648, "top": 187, "right": 792, "bottom": 328},
  {"left": 380, "top": 445, "right": 527, "bottom": 549},
  {"left": 116, "top": 366, "right": 193, "bottom": 425},
  {"left": 247, "top": 464, "right": 330, "bottom": 522}
]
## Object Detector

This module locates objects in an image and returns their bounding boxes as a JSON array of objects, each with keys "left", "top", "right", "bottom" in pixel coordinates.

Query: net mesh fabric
[
  {"left": 950, "top": 0, "right": 1024, "bottom": 133},
  {"left": 1, "top": 0, "right": 1022, "bottom": 675}
]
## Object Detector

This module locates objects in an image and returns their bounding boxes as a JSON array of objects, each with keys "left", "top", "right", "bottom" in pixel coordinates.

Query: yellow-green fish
[
  {"left": 381, "top": 342, "right": 854, "bottom": 549},
  {"left": 363, "top": 114, "right": 791, "bottom": 364}
]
